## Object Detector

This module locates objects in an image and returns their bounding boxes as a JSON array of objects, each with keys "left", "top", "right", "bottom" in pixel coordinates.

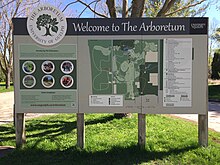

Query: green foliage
[
  {"left": 211, "top": 50, "right": 220, "bottom": 79},
  {"left": 0, "top": 67, "right": 5, "bottom": 82},
  {"left": 214, "top": 28, "right": 220, "bottom": 42},
  {"left": 208, "top": 55, "right": 213, "bottom": 78},
  {"left": 1, "top": 114, "right": 220, "bottom": 164},
  {"left": 36, "top": 14, "right": 59, "bottom": 36},
  {"left": 0, "top": 83, "right": 14, "bottom": 93},
  {"left": 209, "top": 85, "right": 220, "bottom": 100}
]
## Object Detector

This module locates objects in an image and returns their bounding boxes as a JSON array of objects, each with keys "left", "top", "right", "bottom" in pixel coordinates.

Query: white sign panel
[
  {"left": 89, "top": 95, "right": 123, "bottom": 107},
  {"left": 163, "top": 38, "right": 192, "bottom": 107}
]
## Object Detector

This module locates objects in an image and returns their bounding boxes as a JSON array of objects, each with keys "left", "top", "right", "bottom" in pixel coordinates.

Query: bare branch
[
  {"left": 0, "top": 0, "right": 15, "bottom": 9},
  {"left": 131, "top": 0, "right": 145, "bottom": 18},
  {"left": 78, "top": 0, "right": 99, "bottom": 17},
  {"left": 157, "top": 0, "right": 176, "bottom": 17},
  {"left": 62, "top": 1, "right": 78, "bottom": 12},
  {"left": 106, "top": 0, "right": 117, "bottom": 18},
  {"left": 12, "top": 0, "right": 22, "bottom": 18},
  {"left": 94, "top": 1, "right": 99, "bottom": 18},
  {"left": 165, "top": 0, "right": 206, "bottom": 17},
  {"left": 63, "top": 0, "right": 107, "bottom": 18}
]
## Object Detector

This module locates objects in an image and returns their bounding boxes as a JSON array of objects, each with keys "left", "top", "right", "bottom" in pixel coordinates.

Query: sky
[
  {"left": 39, "top": 0, "right": 220, "bottom": 20},
  {"left": 205, "top": 2, "right": 220, "bottom": 24}
]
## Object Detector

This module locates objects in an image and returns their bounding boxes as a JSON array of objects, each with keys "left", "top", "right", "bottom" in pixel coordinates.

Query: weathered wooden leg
[
  {"left": 77, "top": 113, "right": 85, "bottom": 149},
  {"left": 138, "top": 113, "right": 146, "bottom": 149},
  {"left": 198, "top": 114, "right": 208, "bottom": 147},
  {"left": 15, "top": 113, "right": 26, "bottom": 148}
]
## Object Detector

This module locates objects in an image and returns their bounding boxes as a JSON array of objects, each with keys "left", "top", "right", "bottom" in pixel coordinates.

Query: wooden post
[
  {"left": 138, "top": 113, "right": 146, "bottom": 149},
  {"left": 77, "top": 113, "right": 85, "bottom": 149},
  {"left": 198, "top": 114, "right": 208, "bottom": 147},
  {"left": 15, "top": 113, "right": 26, "bottom": 148},
  {"left": 13, "top": 104, "right": 15, "bottom": 127}
]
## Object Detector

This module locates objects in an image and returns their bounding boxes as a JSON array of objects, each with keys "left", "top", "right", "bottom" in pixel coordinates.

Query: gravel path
[{"left": 0, "top": 92, "right": 54, "bottom": 124}]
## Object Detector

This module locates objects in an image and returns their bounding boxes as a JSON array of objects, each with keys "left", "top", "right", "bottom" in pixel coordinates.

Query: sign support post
[
  {"left": 15, "top": 113, "right": 26, "bottom": 148},
  {"left": 198, "top": 114, "right": 208, "bottom": 147},
  {"left": 77, "top": 113, "right": 85, "bottom": 149},
  {"left": 13, "top": 12, "right": 209, "bottom": 148},
  {"left": 138, "top": 113, "right": 146, "bottom": 149}
]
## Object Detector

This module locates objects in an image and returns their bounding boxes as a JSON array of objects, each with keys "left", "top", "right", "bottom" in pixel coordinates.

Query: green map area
[{"left": 88, "top": 40, "right": 162, "bottom": 100}]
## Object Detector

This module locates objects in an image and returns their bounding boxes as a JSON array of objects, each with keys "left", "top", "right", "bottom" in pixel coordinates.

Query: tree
[
  {"left": 211, "top": 50, "right": 220, "bottom": 79},
  {"left": 0, "top": 59, "right": 6, "bottom": 82},
  {"left": 63, "top": 0, "right": 210, "bottom": 18},
  {"left": 36, "top": 14, "right": 59, "bottom": 36},
  {"left": 214, "top": 28, "right": 220, "bottom": 43},
  {"left": 208, "top": 19, "right": 219, "bottom": 78},
  {"left": 0, "top": 0, "right": 40, "bottom": 89}
]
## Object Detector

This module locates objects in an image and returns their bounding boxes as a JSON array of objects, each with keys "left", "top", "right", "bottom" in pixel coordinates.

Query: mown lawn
[
  {"left": 0, "top": 82, "right": 14, "bottom": 93},
  {"left": 0, "top": 114, "right": 220, "bottom": 164}
]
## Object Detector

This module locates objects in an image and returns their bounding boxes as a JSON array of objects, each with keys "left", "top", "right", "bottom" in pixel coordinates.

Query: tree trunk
[
  {"left": 44, "top": 27, "right": 51, "bottom": 36},
  {"left": 106, "top": 0, "right": 117, "bottom": 18},
  {"left": 122, "top": 0, "right": 128, "bottom": 18},
  {"left": 5, "top": 68, "right": 11, "bottom": 89},
  {"left": 131, "top": 0, "right": 145, "bottom": 18}
]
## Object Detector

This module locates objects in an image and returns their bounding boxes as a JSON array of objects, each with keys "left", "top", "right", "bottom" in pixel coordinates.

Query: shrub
[{"left": 211, "top": 49, "right": 220, "bottom": 79}]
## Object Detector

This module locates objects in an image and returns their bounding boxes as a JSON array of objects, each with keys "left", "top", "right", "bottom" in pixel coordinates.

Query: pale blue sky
[
  {"left": 68, "top": 0, "right": 219, "bottom": 24},
  {"left": 41, "top": 0, "right": 220, "bottom": 21},
  {"left": 205, "top": 1, "right": 220, "bottom": 23}
]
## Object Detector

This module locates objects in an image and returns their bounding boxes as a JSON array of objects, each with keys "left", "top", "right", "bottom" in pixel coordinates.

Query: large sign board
[{"left": 13, "top": 6, "right": 208, "bottom": 114}]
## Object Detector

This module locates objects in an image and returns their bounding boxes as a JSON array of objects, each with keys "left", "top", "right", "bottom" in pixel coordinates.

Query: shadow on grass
[
  {"left": 85, "top": 115, "right": 115, "bottom": 125},
  {"left": 0, "top": 124, "right": 15, "bottom": 142},
  {"left": 0, "top": 114, "right": 116, "bottom": 144},
  {"left": 25, "top": 114, "right": 115, "bottom": 136},
  {"left": 0, "top": 143, "right": 199, "bottom": 165},
  {"left": 0, "top": 114, "right": 200, "bottom": 164}
]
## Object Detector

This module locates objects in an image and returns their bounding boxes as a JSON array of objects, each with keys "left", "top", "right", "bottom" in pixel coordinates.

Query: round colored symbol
[
  {"left": 22, "top": 61, "right": 36, "bottom": 74},
  {"left": 60, "top": 75, "right": 74, "bottom": 88},
  {"left": 41, "top": 61, "right": 55, "bottom": 74},
  {"left": 42, "top": 75, "right": 55, "bottom": 88},
  {"left": 22, "top": 75, "right": 36, "bottom": 88},
  {"left": 61, "top": 61, "right": 74, "bottom": 74}
]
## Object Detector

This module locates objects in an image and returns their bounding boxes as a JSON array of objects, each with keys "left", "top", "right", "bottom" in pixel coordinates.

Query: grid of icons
[{"left": 21, "top": 60, "right": 75, "bottom": 89}]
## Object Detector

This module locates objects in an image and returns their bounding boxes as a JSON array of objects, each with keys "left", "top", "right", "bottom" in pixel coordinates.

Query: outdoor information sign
[{"left": 13, "top": 5, "right": 208, "bottom": 114}]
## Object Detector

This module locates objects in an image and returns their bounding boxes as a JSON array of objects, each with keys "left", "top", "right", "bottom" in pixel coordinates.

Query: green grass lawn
[
  {"left": 0, "top": 82, "right": 14, "bottom": 93},
  {"left": 0, "top": 114, "right": 220, "bottom": 164}
]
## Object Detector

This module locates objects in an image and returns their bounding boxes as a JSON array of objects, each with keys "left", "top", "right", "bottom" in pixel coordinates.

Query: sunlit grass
[{"left": 0, "top": 114, "right": 220, "bottom": 164}]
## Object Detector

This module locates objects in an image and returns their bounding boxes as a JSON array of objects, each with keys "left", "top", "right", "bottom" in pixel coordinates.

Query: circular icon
[
  {"left": 27, "top": 4, "right": 67, "bottom": 46},
  {"left": 41, "top": 61, "right": 55, "bottom": 74},
  {"left": 60, "top": 75, "right": 74, "bottom": 88},
  {"left": 61, "top": 61, "right": 74, "bottom": 74},
  {"left": 42, "top": 75, "right": 55, "bottom": 88},
  {"left": 22, "top": 61, "right": 36, "bottom": 74},
  {"left": 23, "top": 75, "right": 36, "bottom": 88}
]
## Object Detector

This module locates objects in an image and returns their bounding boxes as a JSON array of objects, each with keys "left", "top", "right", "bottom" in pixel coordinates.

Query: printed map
[{"left": 88, "top": 40, "right": 161, "bottom": 100}]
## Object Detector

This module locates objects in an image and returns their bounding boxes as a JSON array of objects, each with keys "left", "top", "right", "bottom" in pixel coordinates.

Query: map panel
[{"left": 88, "top": 40, "right": 161, "bottom": 100}]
